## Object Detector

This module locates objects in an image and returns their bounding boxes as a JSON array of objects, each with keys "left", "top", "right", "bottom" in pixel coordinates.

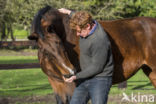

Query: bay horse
[{"left": 28, "top": 6, "right": 156, "bottom": 104}]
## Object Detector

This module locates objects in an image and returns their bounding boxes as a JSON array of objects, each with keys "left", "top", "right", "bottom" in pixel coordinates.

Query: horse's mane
[
  {"left": 32, "top": 5, "right": 76, "bottom": 44},
  {"left": 32, "top": 5, "right": 51, "bottom": 39}
]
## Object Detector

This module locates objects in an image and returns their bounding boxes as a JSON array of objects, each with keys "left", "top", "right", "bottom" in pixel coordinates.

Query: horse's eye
[
  {"left": 55, "top": 41, "right": 60, "bottom": 45},
  {"left": 48, "top": 25, "right": 55, "bottom": 33},
  {"left": 55, "top": 41, "right": 63, "bottom": 47}
]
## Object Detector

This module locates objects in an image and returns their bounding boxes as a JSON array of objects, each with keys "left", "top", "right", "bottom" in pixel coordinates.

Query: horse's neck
[
  {"left": 62, "top": 15, "right": 78, "bottom": 45},
  {"left": 62, "top": 15, "right": 80, "bottom": 68}
]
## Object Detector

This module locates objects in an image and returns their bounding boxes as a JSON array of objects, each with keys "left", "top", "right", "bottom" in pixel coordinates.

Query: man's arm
[{"left": 76, "top": 35, "right": 110, "bottom": 80}]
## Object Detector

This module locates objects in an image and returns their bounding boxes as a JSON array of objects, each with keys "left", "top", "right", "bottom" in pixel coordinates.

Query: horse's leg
[
  {"left": 141, "top": 64, "right": 156, "bottom": 88},
  {"left": 47, "top": 77, "right": 65, "bottom": 104},
  {"left": 55, "top": 93, "right": 64, "bottom": 104},
  {"left": 112, "top": 58, "right": 141, "bottom": 84},
  {"left": 47, "top": 77, "right": 74, "bottom": 104},
  {"left": 142, "top": 44, "right": 156, "bottom": 88}
]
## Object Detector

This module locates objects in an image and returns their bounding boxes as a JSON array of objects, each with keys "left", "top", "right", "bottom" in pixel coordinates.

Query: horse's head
[{"left": 28, "top": 6, "right": 76, "bottom": 79}]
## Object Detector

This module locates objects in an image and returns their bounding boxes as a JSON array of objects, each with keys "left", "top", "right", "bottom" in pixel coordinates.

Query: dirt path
[
  {"left": 0, "top": 94, "right": 56, "bottom": 104},
  {"left": 0, "top": 94, "right": 131, "bottom": 104}
]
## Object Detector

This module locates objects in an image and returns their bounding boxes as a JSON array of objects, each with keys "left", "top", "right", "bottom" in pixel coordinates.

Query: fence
[
  {"left": 0, "top": 63, "right": 40, "bottom": 70},
  {"left": 0, "top": 40, "right": 40, "bottom": 70},
  {"left": 0, "top": 40, "right": 37, "bottom": 48}
]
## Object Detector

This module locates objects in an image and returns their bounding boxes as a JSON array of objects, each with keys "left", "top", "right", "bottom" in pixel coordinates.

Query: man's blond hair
[{"left": 70, "top": 11, "right": 93, "bottom": 30}]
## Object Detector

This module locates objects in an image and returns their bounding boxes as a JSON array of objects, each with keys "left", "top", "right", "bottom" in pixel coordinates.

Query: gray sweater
[{"left": 76, "top": 21, "right": 114, "bottom": 80}]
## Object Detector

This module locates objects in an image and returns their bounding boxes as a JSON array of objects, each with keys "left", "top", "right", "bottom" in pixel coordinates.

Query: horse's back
[{"left": 100, "top": 17, "right": 156, "bottom": 58}]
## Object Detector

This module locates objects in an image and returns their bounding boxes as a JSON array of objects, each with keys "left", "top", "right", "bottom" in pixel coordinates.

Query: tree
[
  {"left": 0, "top": 0, "right": 7, "bottom": 40},
  {"left": 1, "top": 0, "right": 155, "bottom": 41},
  {"left": 121, "top": 0, "right": 156, "bottom": 18},
  {"left": 63, "top": 0, "right": 125, "bottom": 20},
  {"left": 0, "top": 0, "right": 16, "bottom": 41}
]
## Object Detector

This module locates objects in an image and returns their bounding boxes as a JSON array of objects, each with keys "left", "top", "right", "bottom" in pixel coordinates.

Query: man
[{"left": 58, "top": 8, "right": 114, "bottom": 104}]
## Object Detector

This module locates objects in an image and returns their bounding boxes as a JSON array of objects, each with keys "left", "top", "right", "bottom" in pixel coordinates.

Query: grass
[
  {"left": 0, "top": 49, "right": 38, "bottom": 64},
  {"left": 5, "top": 28, "right": 28, "bottom": 39},
  {"left": 0, "top": 49, "right": 38, "bottom": 54},
  {"left": 0, "top": 56, "right": 38, "bottom": 64},
  {"left": 110, "top": 70, "right": 156, "bottom": 95},
  {"left": 0, "top": 69, "right": 52, "bottom": 97},
  {"left": 13, "top": 29, "right": 29, "bottom": 39},
  {"left": 0, "top": 53, "right": 52, "bottom": 97}
]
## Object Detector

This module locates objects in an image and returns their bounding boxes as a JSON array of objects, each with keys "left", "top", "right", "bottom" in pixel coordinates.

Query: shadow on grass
[
  {"left": 132, "top": 82, "right": 154, "bottom": 90},
  {"left": 0, "top": 83, "right": 52, "bottom": 97},
  {"left": 128, "top": 80, "right": 148, "bottom": 83},
  {"left": 112, "top": 81, "right": 154, "bottom": 90},
  {"left": 8, "top": 84, "right": 50, "bottom": 88},
  {"left": 7, "top": 84, "right": 51, "bottom": 92}
]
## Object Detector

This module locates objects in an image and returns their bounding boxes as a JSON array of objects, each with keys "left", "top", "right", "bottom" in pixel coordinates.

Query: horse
[{"left": 28, "top": 6, "right": 156, "bottom": 104}]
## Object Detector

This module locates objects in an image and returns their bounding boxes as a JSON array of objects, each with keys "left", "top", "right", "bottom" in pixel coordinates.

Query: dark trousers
[{"left": 70, "top": 76, "right": 112, "bottom": 104}]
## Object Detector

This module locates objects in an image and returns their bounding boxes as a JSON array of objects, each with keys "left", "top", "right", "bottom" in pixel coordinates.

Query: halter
[
  {"left": 49, "top": 73, "right": 64, "bottom": 82},
  {"left": 40, "top": 47, "right": 73, "bottom": 82}
]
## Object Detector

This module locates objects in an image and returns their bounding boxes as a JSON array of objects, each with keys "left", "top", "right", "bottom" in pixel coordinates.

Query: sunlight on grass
[
  {"left": 110, "top": 70, "right": 156, "bottom": 97},
  {"left": 109, "top": 70, "right": 156, "bottom": 104},
  {"left": 0, "top": 69, "right": 155, "bottom": 98},
  {"left": 0, "top": 56, "right": 38, "bottom": 64},
  {"left": 0, "top": 55, "right": 52, "bottom": 97},
  {"left": 0, "top": 69, "right": 52, "bottom": 97},
  {"left": 13, "top": 29, "right": 29, "bottom": 39}
]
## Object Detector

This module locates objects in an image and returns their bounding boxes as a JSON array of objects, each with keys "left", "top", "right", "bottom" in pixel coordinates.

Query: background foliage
[{"left": 0, "top": 0, "right": 156, "bottom": 40}]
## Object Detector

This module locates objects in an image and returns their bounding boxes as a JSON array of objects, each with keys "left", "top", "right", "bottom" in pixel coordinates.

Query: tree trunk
[
  {"left": 9, "top": 24, "right": 15, "bottom": 41},
  {"left": 1, "top": 22, "right": 6, "bottom": 41}
]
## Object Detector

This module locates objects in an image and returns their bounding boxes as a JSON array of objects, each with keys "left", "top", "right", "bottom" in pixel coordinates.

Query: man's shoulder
[
  {"left": 90, "top": 23, "right": 110, "bottom": 46},
  {"left": 94, "top": 24, "right": 109, "bottom": 40},
  {"left": 96, "top": 22, "right": 108, "bottom": 36}
]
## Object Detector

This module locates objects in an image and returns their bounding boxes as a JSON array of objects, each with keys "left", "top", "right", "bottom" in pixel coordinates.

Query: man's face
[{"left": 76, "top": 24, "right": 90, "bottom": 38}]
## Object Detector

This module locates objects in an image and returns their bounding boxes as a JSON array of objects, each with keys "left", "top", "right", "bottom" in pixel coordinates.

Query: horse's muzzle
[
  {"left": 63, "top": 74, "right": 74, "bottom": 78},
  {"left": 63, "top": 68, "right": 77, "bottom": 78}
]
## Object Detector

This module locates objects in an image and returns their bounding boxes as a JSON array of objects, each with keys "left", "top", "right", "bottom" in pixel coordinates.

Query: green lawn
[
  {"left": 13, "top": 29, "right": 28, "bottom": 39},
  {"left": 0, "top": 69, "right": 52, "bottom": 97},
  {"left": 0, "top": 55, "right": 155, "bottom": 99},
  {"left": 0, "top": 55, "right": 52, "bottom": 97},
  {"left": 110, "top": 70, "right": 156, "bottom": 95},
  {"left": 0, "top": 56, "right": 38, "bottom": 64},
  {"left": 4, "top": 28, "right": 29, "bottom": 39}
]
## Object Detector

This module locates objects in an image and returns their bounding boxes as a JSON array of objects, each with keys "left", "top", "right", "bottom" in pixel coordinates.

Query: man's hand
[
  {"left": 58, "top": 8, "right": 71, "bottom": 15},
  {"left": 63, "top": 75, "right": 76, "bottom": 83}
]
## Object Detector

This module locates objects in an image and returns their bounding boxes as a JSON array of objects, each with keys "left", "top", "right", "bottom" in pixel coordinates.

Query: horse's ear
[{"left": 28, "top": 33, "right": 38, "bottom": 40}]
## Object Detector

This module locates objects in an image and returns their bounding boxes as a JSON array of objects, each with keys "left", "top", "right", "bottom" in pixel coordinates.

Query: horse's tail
[{"left": 33, "top": 5, "right": 51, "bottom": 39}]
